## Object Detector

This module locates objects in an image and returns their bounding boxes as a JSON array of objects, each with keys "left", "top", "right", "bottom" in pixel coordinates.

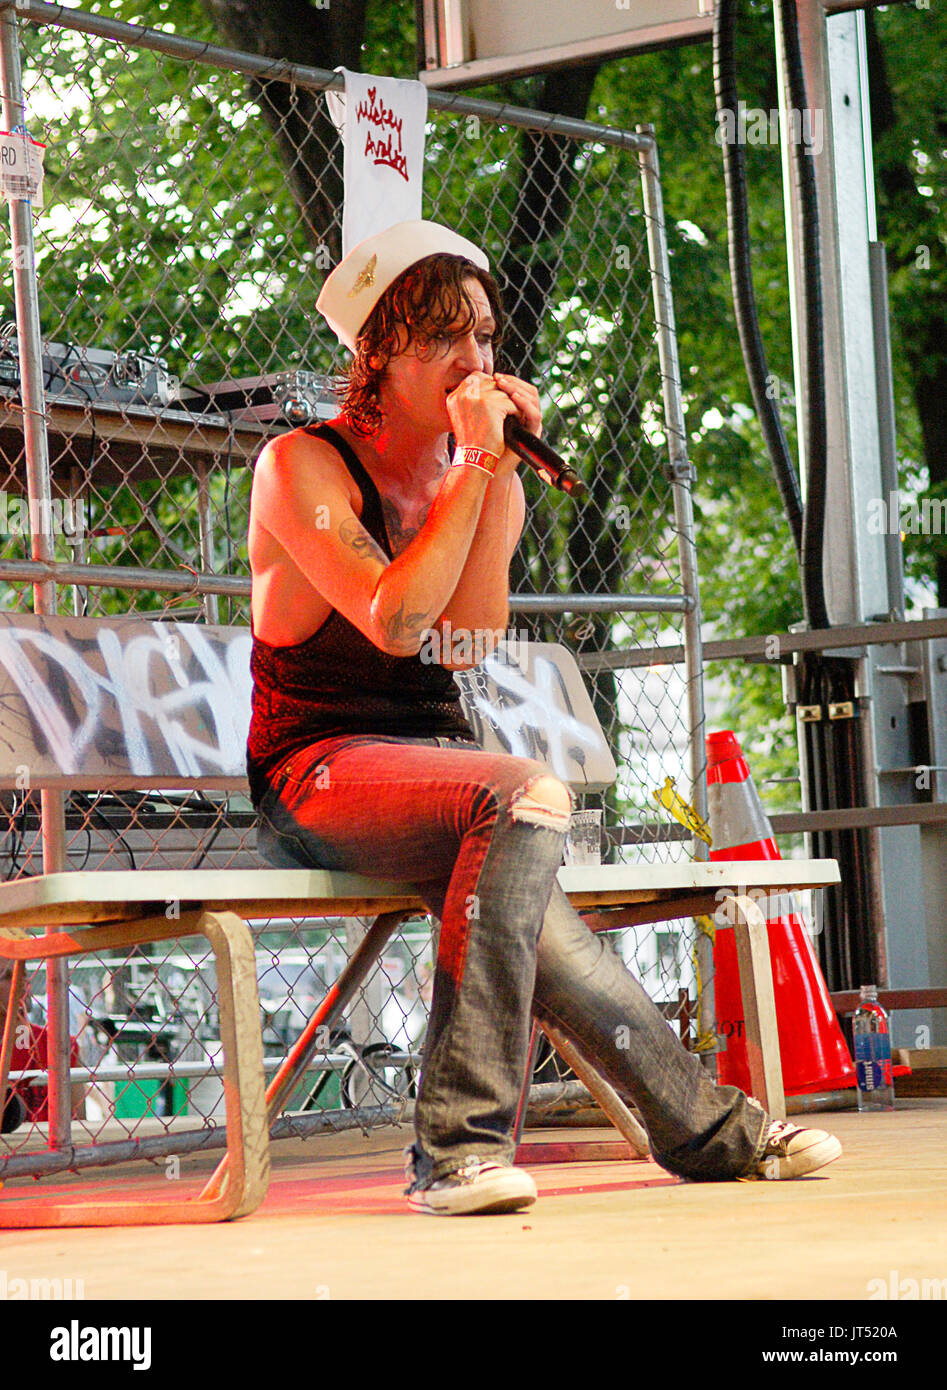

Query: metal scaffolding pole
[
  {"left": 0, "top": 4, "right": 71, "bottom": 1148},
  {"left": 637, "top": 125, "right": 714, "bottom": 1068}
]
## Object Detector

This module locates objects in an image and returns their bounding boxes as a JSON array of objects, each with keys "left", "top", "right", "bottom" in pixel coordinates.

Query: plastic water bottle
[{"left": 853, "top": 985, "right": 895, "bottom": 1111}]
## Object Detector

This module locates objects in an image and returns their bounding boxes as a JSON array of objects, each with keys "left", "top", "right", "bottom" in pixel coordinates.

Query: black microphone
[{"left": 503, "top": 417, "right": 588, "bottom": 500}]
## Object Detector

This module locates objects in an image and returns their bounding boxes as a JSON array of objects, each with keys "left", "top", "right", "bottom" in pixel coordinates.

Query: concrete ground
[{"left": 2, "top": 1098, "right": 945, "bottom": 1308}]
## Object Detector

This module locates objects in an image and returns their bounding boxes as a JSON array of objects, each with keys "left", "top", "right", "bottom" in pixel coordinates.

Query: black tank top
[{"left": 246, "top": 423, "right": 473, "bottom": 803}]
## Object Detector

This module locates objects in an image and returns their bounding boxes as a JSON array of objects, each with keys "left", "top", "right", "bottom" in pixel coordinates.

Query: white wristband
[{"left": 452, "top": 445, "right": 500, "bottom": 476}]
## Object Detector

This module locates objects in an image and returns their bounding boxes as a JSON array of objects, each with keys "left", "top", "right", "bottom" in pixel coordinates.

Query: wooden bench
[{"left": 0, "top": 614, "right": 841, "bottom": 1226}]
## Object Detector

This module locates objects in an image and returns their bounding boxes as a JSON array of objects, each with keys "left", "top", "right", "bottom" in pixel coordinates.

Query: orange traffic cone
[{"left": 706, "top": 730, "right": 857, "bottom": 1095}]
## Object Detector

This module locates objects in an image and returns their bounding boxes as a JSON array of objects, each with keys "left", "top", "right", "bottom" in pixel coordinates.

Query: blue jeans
[{"left": 253, "top": 734, "right": 769, "bottom": 1185}]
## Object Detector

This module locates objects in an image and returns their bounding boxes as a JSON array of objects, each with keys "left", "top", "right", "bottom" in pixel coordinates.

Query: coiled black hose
[
  {"left": 713, "top": 0, "right": 830, "bottom": 632},
  {"left": 713, "top": 0, "right": 804, "bottom": 561},
  {"left": 775, "top": 0, "right": 831, "bottom": 634}
]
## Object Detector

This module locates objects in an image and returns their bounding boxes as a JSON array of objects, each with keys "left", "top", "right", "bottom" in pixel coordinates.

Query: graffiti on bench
[
  {"left": 0, "top": 616, "right": 616, "bottom": 789},
  {"left": 0, "top": 616, "right": 252, "bottom": 785},
  {"left": 454, "top": 643, "right": 615, "bottom": 788}
]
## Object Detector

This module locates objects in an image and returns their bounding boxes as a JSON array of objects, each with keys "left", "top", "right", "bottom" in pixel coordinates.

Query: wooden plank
[
  {"left": 894, "top": 1069, "right": 947, "bottom": 1097},
  {"left": 514, "top": 1140, "right": 640, "bottom": 1163},
  {"left": 894, "top": 1047, "right": 947, "bottom": 1069},
  {"left": 0, "top": 862, "right": 842, "bottom": 932},
  {"left": 729, "top": 894, "right": 786, "bottom": 1121},
  {"left": 831, "top": 988, "right": 947, "bottom": 1014}
]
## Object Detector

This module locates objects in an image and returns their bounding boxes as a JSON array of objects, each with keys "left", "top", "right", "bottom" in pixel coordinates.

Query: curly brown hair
[{"left": 338, "top": 252, "right": 505, "bottom": 437}]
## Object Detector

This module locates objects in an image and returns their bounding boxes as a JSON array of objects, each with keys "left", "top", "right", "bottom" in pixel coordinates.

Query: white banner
[
  {"left": 0, "top": 131, "right": 45, "bottom": 207},
  {"left": 325, "top": 70, "right": 427, "bottom": 255}
]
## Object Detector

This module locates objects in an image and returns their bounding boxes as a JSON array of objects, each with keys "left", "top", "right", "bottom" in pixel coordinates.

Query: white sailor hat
[{"left": 315, "top": 219, "right": 490, "bottom": 352}]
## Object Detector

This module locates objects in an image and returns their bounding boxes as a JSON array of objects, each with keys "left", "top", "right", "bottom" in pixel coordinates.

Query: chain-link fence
[{"left": 0, "top": 1, "right": 707, "bottom": 1172}]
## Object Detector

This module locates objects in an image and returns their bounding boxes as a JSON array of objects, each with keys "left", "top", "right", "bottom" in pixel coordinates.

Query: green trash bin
[{"left": 114, "top": 1075, "right": 188, "bottom": 1119}]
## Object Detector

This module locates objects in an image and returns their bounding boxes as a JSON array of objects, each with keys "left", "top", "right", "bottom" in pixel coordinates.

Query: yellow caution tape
[
  {"left": 695, "top": 913, "right": 716, "bottom": 944},
  {"left": 652, "top": 776, "right": 713, "bottom": 846},
  {"left": 650, "top": 783, "right": 717, "bottom": 1051},
  {"left": 690, "top": 915, "right": 718, "bottom": 1051}
]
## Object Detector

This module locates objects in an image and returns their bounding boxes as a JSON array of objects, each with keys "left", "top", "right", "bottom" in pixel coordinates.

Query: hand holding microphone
[
  {"left": 449, "top": 370, "right": 588, "bottom": 500},
  {"left": 491, "top": 371, "right": 587, "bottom": 500},
  {"left": 502, "top": 416, "right": 588, "bottom": 500}
]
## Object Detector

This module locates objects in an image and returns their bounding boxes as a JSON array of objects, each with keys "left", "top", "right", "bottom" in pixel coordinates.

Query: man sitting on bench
[{"left": 245, "top": 219, "right": 842, "bottom": 1215}]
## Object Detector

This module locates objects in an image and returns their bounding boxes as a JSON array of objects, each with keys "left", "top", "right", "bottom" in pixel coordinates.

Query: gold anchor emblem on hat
[{"left": 349, "top": 254, "right": 377, "bottom": 296}]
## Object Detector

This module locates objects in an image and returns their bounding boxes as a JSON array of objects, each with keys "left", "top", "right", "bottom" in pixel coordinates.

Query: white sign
[
  {"left": 326, "top": 70, "right": 428, "bottom": 256},
  {"left": 0, "top": 130, "right": 45, "bottom": 206},
  {"left": 420, "top": 0, "right": 714, "bottom": 87}
]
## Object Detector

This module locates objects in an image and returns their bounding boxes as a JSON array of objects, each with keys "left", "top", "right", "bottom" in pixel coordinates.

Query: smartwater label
[{"left": 854, "top": 1034, "right": 892, "bottom": 1091}]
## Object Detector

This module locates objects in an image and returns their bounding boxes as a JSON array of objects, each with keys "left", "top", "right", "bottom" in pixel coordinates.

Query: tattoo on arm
[
  {"left": 338, "top": 514, "right": 431, "bottom": 651},
  {"left": 381, "top": 598, "right": 435, "bottom": 652},
  {"left": 339, "top": 517, "right": 389, "bottom": 565}
]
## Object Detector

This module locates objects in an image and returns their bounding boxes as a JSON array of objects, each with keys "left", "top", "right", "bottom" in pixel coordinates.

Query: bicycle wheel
[{"left": 340, "top": 1042, "right": 417, "bottom": 1110}]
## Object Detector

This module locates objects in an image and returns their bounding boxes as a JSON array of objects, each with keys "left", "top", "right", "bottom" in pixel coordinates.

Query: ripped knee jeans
[
  {"left": 254, "top": 733, "right": 571, "bottom": 1181},
  {"left": 254, "top": 734, "right": 769, "bottom": 1184}
]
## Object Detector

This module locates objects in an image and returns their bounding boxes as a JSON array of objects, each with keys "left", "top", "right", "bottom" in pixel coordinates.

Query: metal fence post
[
  {"left": 637, "top": 125, "right": 715, "bottom": 1071},
  {"left": 0, "top": 2, "right": 71, "bottom": 1145}
]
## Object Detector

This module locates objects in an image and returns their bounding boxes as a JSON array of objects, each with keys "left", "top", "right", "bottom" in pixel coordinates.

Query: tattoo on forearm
[
  {"left": 381, "top": 598, "right": 434, "bottom": 650},
  {"left": 339, "top": 517, "right": 388, "bottom": 565}
]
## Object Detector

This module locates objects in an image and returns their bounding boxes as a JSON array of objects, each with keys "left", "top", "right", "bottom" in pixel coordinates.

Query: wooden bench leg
[
  {"left": 200, "top": 909, "right": 410, "bottom": 1203},
  {"left": 0, "top": 909, "right": 269, "bottom": 1227},
  {"left": 727, "top": 893, "right": 786, "bottom": 1121},
  {"left": 0, "top": 951, "right": 28, "bottom": 1131},
  {"left": 512, "top": 1020, "right": 542, "bottom": 1145},
  {"left": 539, "top": 1020, "right": 651, "bottom": 1158}
]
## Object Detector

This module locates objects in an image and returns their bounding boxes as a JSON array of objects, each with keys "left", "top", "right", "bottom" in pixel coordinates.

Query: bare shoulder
[
  {"left": 253, "top": 421, "right": 362, "bottom": 516},
  {"left": 257, "top": 422, "right": 351, "bottom": 484}
]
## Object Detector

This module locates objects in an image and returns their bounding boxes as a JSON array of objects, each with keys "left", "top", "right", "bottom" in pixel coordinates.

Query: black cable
[
  {"left": 45, "top": 342, "right": 99, "bottom": 403},
  {"left": 7, "top": 791, "right": 25, "bottom": 876},
  {"left": 78, "top": 792, "right": 137, "bottom": 871},
  {"left": 775, "top": 0, "right": 830, "bottom": 631},
  {"left": 186, "top": 812, "right": 225, "bottom": 871},
  {"left": 175, "top": 380, "right": 216, "bottom": 407},
  {"left": 713, "top": 2, "right": 830, "bottom": 629},
  {"left": 713, "top": 0, "right": 804, "bottom": 559},
  {"left": 829, "top": 658, "right": 875, "bottom": 986},
  {"left": 716, "top": 4, "right": 877, "bottom": 988}
]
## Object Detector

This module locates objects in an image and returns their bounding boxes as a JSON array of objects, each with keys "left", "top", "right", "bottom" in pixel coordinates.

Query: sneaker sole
[
  {"left": 408, "top": 1174, "right": 537, "bottom": 1217},
  {"left": 741, "top": 1133, "right": 843, "bottom": 1181},
  {"left": 781, "top": 1133, "right": 843, "bottom": 1178}
]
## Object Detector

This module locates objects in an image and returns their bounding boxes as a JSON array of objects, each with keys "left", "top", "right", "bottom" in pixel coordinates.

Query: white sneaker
[
  {"left": 741, "top": 1120, "right": 843, "bottom": 1181},
  {"left": 407, "top": 1156, "right": 537, "bottom": 1216}
]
